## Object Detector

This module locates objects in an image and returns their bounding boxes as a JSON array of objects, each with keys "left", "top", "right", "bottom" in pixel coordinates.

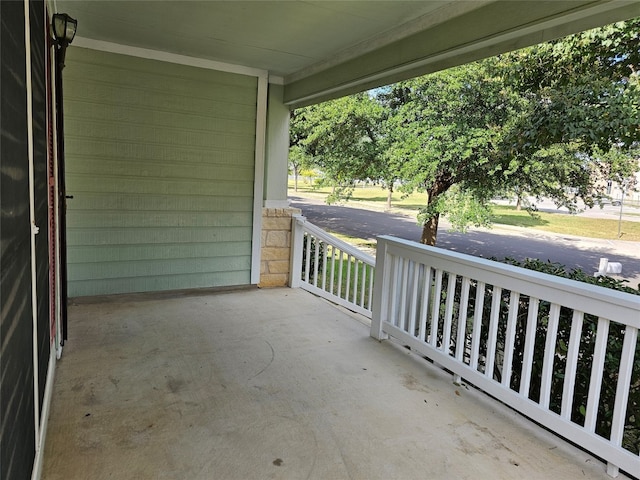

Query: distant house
[{"left": 606, "top": 159, "right": 640, "bottom": 205}]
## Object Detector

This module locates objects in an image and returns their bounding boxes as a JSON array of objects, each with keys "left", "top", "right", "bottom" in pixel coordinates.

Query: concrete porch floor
[{"left": 42, "top": 288, "right": 624, "bottom": 479}]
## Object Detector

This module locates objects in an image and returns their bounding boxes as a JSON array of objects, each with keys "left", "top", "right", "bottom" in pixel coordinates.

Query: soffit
[
  {"left": 55, "top": 1, "right": 640, "bottom": 107},
  {"left": 56, "top": 1, "right": 452, "bottom": 75}
]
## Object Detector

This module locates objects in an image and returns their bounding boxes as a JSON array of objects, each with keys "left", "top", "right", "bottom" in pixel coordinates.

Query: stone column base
[{"left": 259, "top": 207, "right": 301, "bottom": 287}]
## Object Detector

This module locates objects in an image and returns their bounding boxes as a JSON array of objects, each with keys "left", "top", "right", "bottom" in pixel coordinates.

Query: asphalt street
[{"left": 289, "top": 195, "right": 640, "bottom": 288}]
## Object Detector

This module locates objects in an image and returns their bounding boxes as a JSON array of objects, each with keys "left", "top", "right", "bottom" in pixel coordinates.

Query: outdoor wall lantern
[{"left": 52, "top": 13, "right": 77, "bottom": 68}]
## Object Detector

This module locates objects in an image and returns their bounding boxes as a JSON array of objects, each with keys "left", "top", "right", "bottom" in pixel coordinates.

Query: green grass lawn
[
  {"left": 490, "top": 205, "right": 640, "bottom": 241},
  {"left": 289, "top": 180, "right": 427, "bottom": 210},
  {"left": 302, "top": 237, "right": 373, "bottom": 308},
  {"left": 289, "top": 180, "right": 640, "bottom": 241},
  {"left": 326, "top": 254, "right": 372, "bottom": 308}
]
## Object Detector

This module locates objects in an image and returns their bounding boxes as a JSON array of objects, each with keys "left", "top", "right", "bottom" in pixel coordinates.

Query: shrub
[{"left": 485, "top": 258, "right": 640, "bottom": 454}]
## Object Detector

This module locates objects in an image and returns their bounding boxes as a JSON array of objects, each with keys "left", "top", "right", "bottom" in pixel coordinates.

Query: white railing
[
  {"left": 371, "top": 236, "right": 640, "bottom": 478},
  {"left": 290, "top": 215, "right": 375, "bottom": 317}
]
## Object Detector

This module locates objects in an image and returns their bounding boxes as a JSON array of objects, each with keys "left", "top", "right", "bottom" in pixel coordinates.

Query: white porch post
[
  {"left": 264, "top": 81, "right": 290, "bottom": 209},
  {"left": 259, "top": 80, "right": 300, "bottom": 287},
  {"left": 370, "top": 238, "right": 389, "bottom": 341}
]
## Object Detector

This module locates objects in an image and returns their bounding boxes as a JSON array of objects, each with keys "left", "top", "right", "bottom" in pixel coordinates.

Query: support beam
[{"left": 284, "top": 0, "right": 640, "bottom": 108}]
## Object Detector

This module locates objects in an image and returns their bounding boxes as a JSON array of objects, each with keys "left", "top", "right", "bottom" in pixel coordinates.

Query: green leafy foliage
[
  {"left": 464, "top": 259, "right": 640, "bottom": 453},
  {"left": 291, "top": 93, "right": 386, "bottom": 203},
  {"left": 417, "top": 186, "right": 493, "bottom": 233},
  {"left": 496, "top": 19, "right": 640, "bottom": 210},
  {"left": 423, "top": 257, "right": 640, "bottom": 453},
  {"left": 290, "top": 18, "right": 640, "bottom": 245},
  {"left": 420, "top": 259, "right": 640, "bottom": 453},
  {"left": 380, "top": 62, "right": 517, "bottom": 243}
]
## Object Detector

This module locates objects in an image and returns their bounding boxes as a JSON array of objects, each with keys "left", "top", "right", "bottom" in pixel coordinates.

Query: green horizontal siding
[
  {"left": 64, "top": 47, "right": 258, "bottom": 296},
  {"left": 65, "top": 117, "right": 255, "bottom": 151},
  {"left": 67, "top": 226, "right": 252, "bottom": 245},
  {"left": 68, "top": 256, "right": 251, "bottom": 280},
  {"left": 67, "top": 211, "right": 252, "bottom": 229},
  {"left": 64, "top": 193, "right": 253, "bottom": 212},
  {"left": 67, "top": 138, "right": 255, "bottom": 166},
  {"left": 70, "top": 55, "right": 257, "bottom": 97},
  {"left": 65, "top": 101, "right": 256, "bottom": 135},
  {"left": 67, "top": 157, "right": 254, "bottom": 181},
  {"left": 66, "top": 82, "right": 257, "bottom": 115},
  {"left": 70, "top": 271, "right": 250, "bottom": 298},
  {"left": 68, "top": 242, "right": 251, "bottom": 263},
  {"left": 66, "top": 174, "right": 253, "bottom": 196}
]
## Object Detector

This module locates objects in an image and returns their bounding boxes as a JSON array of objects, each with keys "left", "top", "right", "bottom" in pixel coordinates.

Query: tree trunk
[
  {"left": 421, "top": 213, "right": 439, "bottom": 246},
  {"left": 421, "top": 181, "right": 449, "bottom": 246},
  {"left": 294, "top": 167, "right": 299, "bottom": 192},
  {"left": 386, "top": 185, "right": 393, "bottom": 210},
  {"left": 516, "top": 195, "right": 521, "bottom": 211}
]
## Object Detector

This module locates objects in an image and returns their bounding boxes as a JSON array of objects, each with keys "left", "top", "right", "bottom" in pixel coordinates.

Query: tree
[
  {"left": 498, "top": 19, "right": 640, "bottom": 210},
  {"left": 385, "top": 19, "right": 640, "bottom": 244},
  {"left": 290, "top": 93, "right": 389, "bottom": 203},
  {"left": 382, "top": 62, "right": 517, "bottom": 244},
  {"left": 288, "top": 142, "right": 315, "bottom": 193},
  {"left": 376, "top": 102, "right": 411, "bottom": 210},
  {"left": 289, "top": 109, "right": 315, "bottom": 192},
  {"left": 290, "top": 18, "right": 640, "bottom": 246}
]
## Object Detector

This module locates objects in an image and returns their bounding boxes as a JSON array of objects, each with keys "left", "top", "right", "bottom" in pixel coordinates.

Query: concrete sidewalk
[{"left": 42, "top": 288, "right": 627, "bottom": 479}]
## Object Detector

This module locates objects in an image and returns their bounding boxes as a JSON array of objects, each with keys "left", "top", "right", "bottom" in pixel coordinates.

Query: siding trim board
[
  {"left": 252, "top": 73, "right": 268, "bottom": 284},
  {"left": 29, "top": 0, "right": 51, "bottom": 430},
  {"left": 65, "top": 47, "right": 263, "bottom": 296},
  {"left": 24, "top": 0, "right": 42, "bottom": 451},
  {"left": 73, "top": 36, "right": 267, "bottom": 78}
]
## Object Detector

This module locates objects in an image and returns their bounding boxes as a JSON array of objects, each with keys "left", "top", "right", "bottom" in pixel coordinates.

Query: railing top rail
[
  {"left": 378, "top": 235, "right": 640, "bottom": 327},
  {"left": 294, "top": 215, "right": 375, "bottom": 266}
]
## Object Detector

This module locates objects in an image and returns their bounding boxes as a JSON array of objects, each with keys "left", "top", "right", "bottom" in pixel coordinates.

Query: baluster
[
  {"left": 345, "top": 254, "right": 352, "bottom": 301},
  {"left": 408, "top": 262, "right": 421, "bottom": 338},
  {"left": 561, "top": 310, "right": 584, "bottom": 419},
  {"left": 312, "top": 237, "right": 320, "bottom": 287},
  {"left": 519, "top": 297, "right": 539, "bottom": 397},
  {"left": 367, "top": 264, "right": 374, "bottom": 311},
  {"left": 359, "top": 262, "right": 366, "bottom": 308},
  {"left": 607, "top": 324, "right": 638, "bottom": 479},
  {"left": 388, "top": 256, "right": 399, "bottom": 327},
  {"left": 485, "top": 286, "right": 502, "bottom": 379},
  {"left": 352, "top": 258, "right": 360, "bottom": 304},
  {"left": 540, "top": 303, "right": 561, "bottom": 408},
  {"left": 429, "top": 269, "right": 443, "bottom": 347},
  {"left": 585, "top": 317, "right": 610, "bottom": 432},
  {"left": 321, "top": 242, "right": 328, "bottom": 291},
  {"left": 418, "top": 266, "right": 432, "bottom": 342},
  {"left": 469, "top": 281, "right": 485, "bottom": 371},
  {"left": 442, "top": 273, "right": 457, "bottom": 354},
  {"left": 454, "top": 277, "right": 471, "bottom": 383},
  {"left": 337, "top": 249, "right": 344, "bottom": 299},
  {"left": 303, "top": 233, "right": 311, "bottom": 283},
  {"left": 398, "top": 259, "right": 410, "bottom": 331},
  {"left": 329, "top": 245, "right": 336, "bottom": 296},
  {"left": 501, "top": 291, "right": 520, "bottom": 389}
]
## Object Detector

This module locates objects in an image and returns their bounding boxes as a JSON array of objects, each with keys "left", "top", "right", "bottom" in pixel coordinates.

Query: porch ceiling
[{"left": 56, "top": 1, "right": 640, "bottom": 107}]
